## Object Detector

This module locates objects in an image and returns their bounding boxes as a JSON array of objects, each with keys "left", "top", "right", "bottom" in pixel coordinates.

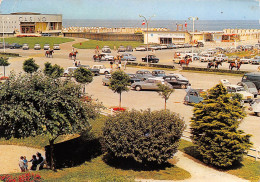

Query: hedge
[
  {"left": 127, "top": 62, "right": 175, "bottom": 69},
  {"left": 182, "top": 66, "right": 249, "bottom": 75},
  {"left": 0, "top": 52, "right": 20, "bottom": 57}
]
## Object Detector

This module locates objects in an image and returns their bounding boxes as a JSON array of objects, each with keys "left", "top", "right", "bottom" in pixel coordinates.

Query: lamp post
[
  {"left": 139, "top": 14, "right": 155, "bottom": 65},
  {"left": 2, "top": 17, "right": 9, "bottom": 53},
  {"left": 188, "top": 16, "right": 198, "bottom": 62}
]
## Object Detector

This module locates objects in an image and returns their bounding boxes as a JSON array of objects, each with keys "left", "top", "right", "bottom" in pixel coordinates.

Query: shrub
[
  {"left": 103, "top": 109, "right": 185, "bottom": 166},
  {"left": 190, "top": 84, "right": 252, "bottom": 168}
]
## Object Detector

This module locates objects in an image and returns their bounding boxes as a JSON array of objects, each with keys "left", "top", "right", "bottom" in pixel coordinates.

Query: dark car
[
  {"left": 163, "top": 74, "right": 190, "bottom": 89},
  {"left": 242, "top": 72, "right": 260, "bottom": 93},
  {"left": 141, "top": 55, "right": 159, "bottom": 63},
  {"left": 135, "top": 70, "right": 153, "bottom": 81},
  {"left": 0, "top": 42, "right": 10, "bottom": 49},
  {"left": 127, "top": 73, "right": 141, "bottom": 83},
  {"left": 9, "top": 43, "right": 22, "bottom": 49}
]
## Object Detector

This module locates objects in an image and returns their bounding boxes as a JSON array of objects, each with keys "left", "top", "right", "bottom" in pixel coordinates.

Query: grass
[
  {"left": 0, "top": 115, "right": 191, "bottom": 181},
  {"left": 226, "top": 50, "right": 260, "bottom": 58},
  {"left": 179, "top": 139, "right": 260, "bottom": 182},
  {"left": 73, "top": 39, "right": 143, "bottom": 49},
  {"left": 0, "top": 53, "right": 20, "bottom": 58},
  {"left": 180, "top": 69, "right": 245, "bottom": 77},
  {"left": 0, "top": 37, "right": 74, "bottom": 49}
]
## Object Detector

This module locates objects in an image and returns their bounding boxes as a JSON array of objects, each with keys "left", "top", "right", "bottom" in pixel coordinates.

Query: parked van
[{"left": 242, "top": 72, "right": 260, "bottom": 93}]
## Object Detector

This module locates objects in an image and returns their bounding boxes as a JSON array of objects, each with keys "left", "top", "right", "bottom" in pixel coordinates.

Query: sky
[{"left": 0, "top": 0, "right": 259, "bottom": 20}]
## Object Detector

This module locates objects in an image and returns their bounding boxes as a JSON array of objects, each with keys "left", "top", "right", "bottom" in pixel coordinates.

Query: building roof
[{"left": 11, "top": 12, "right": 41, "bottom": 15}]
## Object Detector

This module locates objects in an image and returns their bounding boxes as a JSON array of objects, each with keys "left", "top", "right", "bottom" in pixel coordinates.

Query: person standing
[
  {"left": 29, "top": 155, "right": 38, "bottom": 171},
  {"left": 110, "top": 60, "right": 113, "bottom": 69},
  {"left": 19, "top": 156, "right": 25, "bottom": 172},
  {"left": 37, "top": 152, "right": 44, "bottom": 170},
  {"left": 23, "top": 156, "right": 28, "bottom": 171},
  {"left": 118, "top": 60, "right": 122, "bottom": 70}
]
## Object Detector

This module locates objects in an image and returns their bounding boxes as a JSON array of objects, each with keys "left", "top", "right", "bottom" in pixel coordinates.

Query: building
[
  {"left": 0, "top": 12, "right": 62, "bottom": 36},
  {"left": 143, "top": 31, "right": 191, "bottom": 44}
]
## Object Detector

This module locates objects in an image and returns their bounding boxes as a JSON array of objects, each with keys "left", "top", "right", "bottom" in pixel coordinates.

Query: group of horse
[{"left": 45, "top": 50, "right": 79, "bottom": 59}]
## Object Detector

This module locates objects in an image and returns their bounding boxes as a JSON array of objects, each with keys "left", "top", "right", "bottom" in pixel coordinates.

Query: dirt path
[{"left": 0, "top": 145, "right": 44, "bottom": 175}]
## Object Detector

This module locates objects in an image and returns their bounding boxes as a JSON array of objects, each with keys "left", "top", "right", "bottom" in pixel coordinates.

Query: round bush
[{"left": 103, "top": 109, "right": 185, "bottom": 165}]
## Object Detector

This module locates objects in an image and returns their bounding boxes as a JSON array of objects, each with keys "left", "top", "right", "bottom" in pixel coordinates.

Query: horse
[
  {"left": 207, "top": 61, "right": 222, "bottom": 69},
  {"left": 229, "top": 62, "right": 242, "bottom": 70},
  {"left": 45, "top": 50, "right": 54, "bottom": 58},
  {"left": 69, "top": 51, "right": 78, "bottom": 60},
  {"left": 180, "top": 58, "right": 192, "bottom": 67}
]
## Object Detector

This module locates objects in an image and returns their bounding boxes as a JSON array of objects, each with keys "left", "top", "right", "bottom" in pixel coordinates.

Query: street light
[
  {"left": 2, "top": 17, "right": 9, "bottom": 53},
  {"left": 139, "top": 14, "right": 155, "bottom": 65},
  {"left": 188, "top": 16, "right": 199, "bottom": 62}
]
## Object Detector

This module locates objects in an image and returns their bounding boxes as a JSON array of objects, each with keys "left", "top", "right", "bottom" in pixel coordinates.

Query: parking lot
[{"left": 3, "top": 38, "right": 260, "bottom": 148}]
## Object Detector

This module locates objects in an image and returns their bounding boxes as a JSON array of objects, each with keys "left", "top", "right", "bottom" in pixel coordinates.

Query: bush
[
  {"left": 0, "top": 173, "right": 41, "bottom": 182},
  {"left": 103, "top": 109, "right": 185, "bottom": 166}
]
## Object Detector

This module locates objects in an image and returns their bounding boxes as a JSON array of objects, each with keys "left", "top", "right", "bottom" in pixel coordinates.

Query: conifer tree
[{"left": 190, "top": 83, "right": 252, "bottom": 167}]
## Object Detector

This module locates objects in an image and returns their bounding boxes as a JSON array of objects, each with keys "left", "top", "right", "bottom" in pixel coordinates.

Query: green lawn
[
  {"left": 73, "top": 39, "right": 143, "bottom": 49},
  {"left": 226, "top": 50, "right": 260, "bottom": 58},
  {"left": 0, "top": 37, "right": 74, "bottom": 49}
]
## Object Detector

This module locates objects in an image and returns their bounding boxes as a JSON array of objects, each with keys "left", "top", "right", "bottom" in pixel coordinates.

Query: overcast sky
[{"left": 0, "top": 0, "right": 260, "bottom": 20}]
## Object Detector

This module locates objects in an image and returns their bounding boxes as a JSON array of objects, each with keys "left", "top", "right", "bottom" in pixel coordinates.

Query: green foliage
[
  {"left": 103, "top": 109, "right": 185, "bottom": 166},
  {"left": 1, "top": 37, "right": 74, "bottom": 49},
  {"left": 44, "top": 62, "right": 64, "bottom": 78},
  {"left": 157, "top": 83, "right": 174, "bottom": 109},
  {"left": 74, "top": 67, "right": 93, "bottom": 84},
  {"left": 73, "top": 40, "right": 143, "bottom": 49},
  {"left": 190, "top": 83, "right": 252, "bottom": 168},
  {"left": 23, "top": 58, "right": 39, "bottom": 74}
]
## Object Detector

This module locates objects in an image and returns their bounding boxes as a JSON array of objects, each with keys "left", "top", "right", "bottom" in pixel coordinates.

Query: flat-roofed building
[{"left": 0, "top": 12, "right": 62, "bottom": 36}]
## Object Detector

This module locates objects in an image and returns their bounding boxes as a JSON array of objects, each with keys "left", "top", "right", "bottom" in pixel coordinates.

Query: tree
[
  {"left": 157, "top": 83, "right": 174, "bottom": 110},
  {"left": 0, "top": 71, "right": 101, "bottom": 170},
  {"left": 74, "top": 67, "right": 93, "bottom": 93},
  {"left": 103, "top": 109, "right": 185, "bottom": 166},
  {"left": 0, "top": 57, "right": 10, "bottom": 77},
  {"left": 190, "top": 83, "right": 252, "bottom": 167},
  {"left": 23, "top": 58, "right": 39, "bottom": 74},
  {"left": 109, "top": 70, "right": 130, "bottom": 108},
  {"left": 43, "top": 62, "right": 64, "bottom": 78}
]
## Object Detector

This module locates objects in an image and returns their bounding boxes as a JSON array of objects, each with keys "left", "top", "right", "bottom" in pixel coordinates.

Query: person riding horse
[
  {"left": 69, "top": 49, "right": 78, "bottom": 59},
  {"left": 207, "top": 59, "right": 222, "bottom": 69},
  {"left": 45, "top": 49, "right": 54, "bottom": 58},
  {"left": 229, "top": 61, "right": 242, "bottom": 70}
]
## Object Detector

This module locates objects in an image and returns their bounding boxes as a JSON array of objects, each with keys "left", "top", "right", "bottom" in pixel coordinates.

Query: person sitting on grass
[{"left": 29, "top": 155, "right": 37, "bottom": 171}]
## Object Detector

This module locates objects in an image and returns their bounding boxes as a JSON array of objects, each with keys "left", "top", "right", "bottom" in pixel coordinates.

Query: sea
[{"left": 63, "top": 19, "right": 260, "bottom": 31}]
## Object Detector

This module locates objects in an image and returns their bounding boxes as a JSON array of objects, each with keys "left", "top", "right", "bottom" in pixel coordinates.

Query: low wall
[
  {"left": 63, "top": 32, "right": 143, "bottom": 42},
  {"left": 127, "top": 62, "right": 176, "bottom": 69},
  {"left": 182, "top": 66, "right": 248, "bottom": 74}
]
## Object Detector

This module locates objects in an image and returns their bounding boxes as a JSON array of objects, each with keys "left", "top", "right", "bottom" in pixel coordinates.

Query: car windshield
[
  {"left": 54, "top": 44, "right": 59, "bottom": 46},
  {"left": 236, "top": 87, "right": 246, "bottom": 92},
  {"left": 244, "top": 82, "right": 256, "bottom": 88}
]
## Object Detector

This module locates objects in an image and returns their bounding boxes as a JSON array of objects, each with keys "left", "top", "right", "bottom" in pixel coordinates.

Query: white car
[
  {"left": 99, "top": 53, "right": 114, "bottom": 61},
  {"left": 135, "top": 46, "right": 146, "bottom": 51},
  {"left": 102, "top": 46, "right": 111, "bottom": 53},
  {"left": 200, "top": 54, "right": 215, "bottom": 62},
  {"left": 44, "top": 44, "right": 50, "bottom": 50},
  {"left": 34, "top": 44, "right": 41, "bottom": 50},
  {"left": 91, "top": 65, "right": 111, "bottom": 74},
  {"left": 249, "top": 99, "right": 260, "bottom": 117},
  {"left": 216, "top": 54, "right": 228, "bottom": 62},
  {"left": 53, "top": 44, "right": 60, "bottom": 50},
  {"left": 240, "top": 57, "right": 251, "bottom": 64},
  {"left": 22, "top": 43, "right": 29, "bottom": 50},
  {"left": 63, "top": 67, "right": 78, "bottom": 76}
]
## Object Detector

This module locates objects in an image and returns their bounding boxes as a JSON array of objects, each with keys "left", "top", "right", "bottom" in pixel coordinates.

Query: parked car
[
  {"left": 200, "top": 54, "right": 215, "bottom": 62},
  {"left": 236, "top": 45, "right": 245, "bottom": 51},
  {"left": 135, "top": 70, "right": 153, "bottom": 81},
  {"left": 0, "top": 42, "right": 10, "bottom": 48},
  {"left": 159, "top": 44, "right": 168, "bottom": 49},
  {"left": 43, "top": 44, "right": 50, "bottom": 50},
  {"left": 237, "top": 82, "right": 258, "bottom": 98},
  {"left": 152, "top": 70, "right": 166, "bottom": 77},
  {"left": 131, "top": 77, "right": 171, "bottom": 91},
  {"left": 102, "top": 74, "right": 111, "bottom": 86},
  {"left": 118, "top": 45, "right": 126, "bottom": 52},
  {"left": 78, "top": 65, "right": 100, "bottom": 76},
  {"left": 167, "top": 44, "right": 177, "bottom": 49},
  {"left": 148, "top": 45, "right": 159, "bottom": 51},
  {"left": 127, "top": 73, "right": 141, "bottom": 83},
  {"left": 135, "top": 46, "right": 147, "bottom": 51},
  {"left": 142, "top": 55, "right": 159, "bottom": 63},
  {"left": 34, "top": 44, "right": 41, "bottom": 50},
  {"left": 63, "top": 67, "right": 78, "bottom": 76},
  {"left": 226, "top": 85, "right": 254, "bottom": 103},
  {"left": 53, "top": 44, "right": 60, "bottom": 50},
  {"left": 245, "top": 45, "right": 254, "bottom": 50},
  {"left": 242, "top": 72, "right": 260, "bottom": 93},
  {"left": 172, "top": 56, "right": 184, "bottom": 64},
  {"left": 120, "top": 53, "right": 136, "bottom": 61},
  {"left": 216, "top": 54, "right": 228, "bottom": 62},
  {"left": 99, "top": 53, "right": 114, "bottom": 61},
  {"left": 255, "top": 43, "right": 260, "bottom": 49},
  {"left": 240, "top": 57, "right": 251, "bottom": 64},
  {"left": 251, "top": 56, "right": 260, "bottom": 65},
  {"left": 184, "top": 89, "right": 204, "bottom": 105},
  {"left": 91, "top": 65, "right": 111, "bottom": 74},
  {"left": 102, "top": 46, "right": 111, "bottom": 53},
  {"left": 184, "top": 43, "right": 192, "bottom": 48},
  {"left": 249, "top": 99, "right": 260, "bottom": 117},
  {"left": 196, "top": 42, "right": 204, "bottom": 47},
  {"left": 22, "top": 43, "right": 29, "bottom": 50},
  {"left": 9, "top": 43, "right": 22, "bottom": 49},
  {"left": 164, "top": 74, "right": 190, "bottom": 89},
  {"left": 126, "top": 46, "right": 133, "bottom": 52}
]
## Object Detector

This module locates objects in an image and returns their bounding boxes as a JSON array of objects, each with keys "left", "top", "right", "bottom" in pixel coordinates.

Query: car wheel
[
  {"left": 64, "top": 73, "right": 68, "bottom": 77},
  {"left": 135, "top": 86, "right": 142, "bottom": 91},
  {"left": 105, "top": 58, "right": 108, "bottom": 61},
  {"left": 104, "top": 71, "right": 109, "bottom": 75},
  {"left": 181, "top": 84, "right": 187, "bottom": 89},
  {"left": 103, "top": 82, "right": 106, "bottom": 86}
]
